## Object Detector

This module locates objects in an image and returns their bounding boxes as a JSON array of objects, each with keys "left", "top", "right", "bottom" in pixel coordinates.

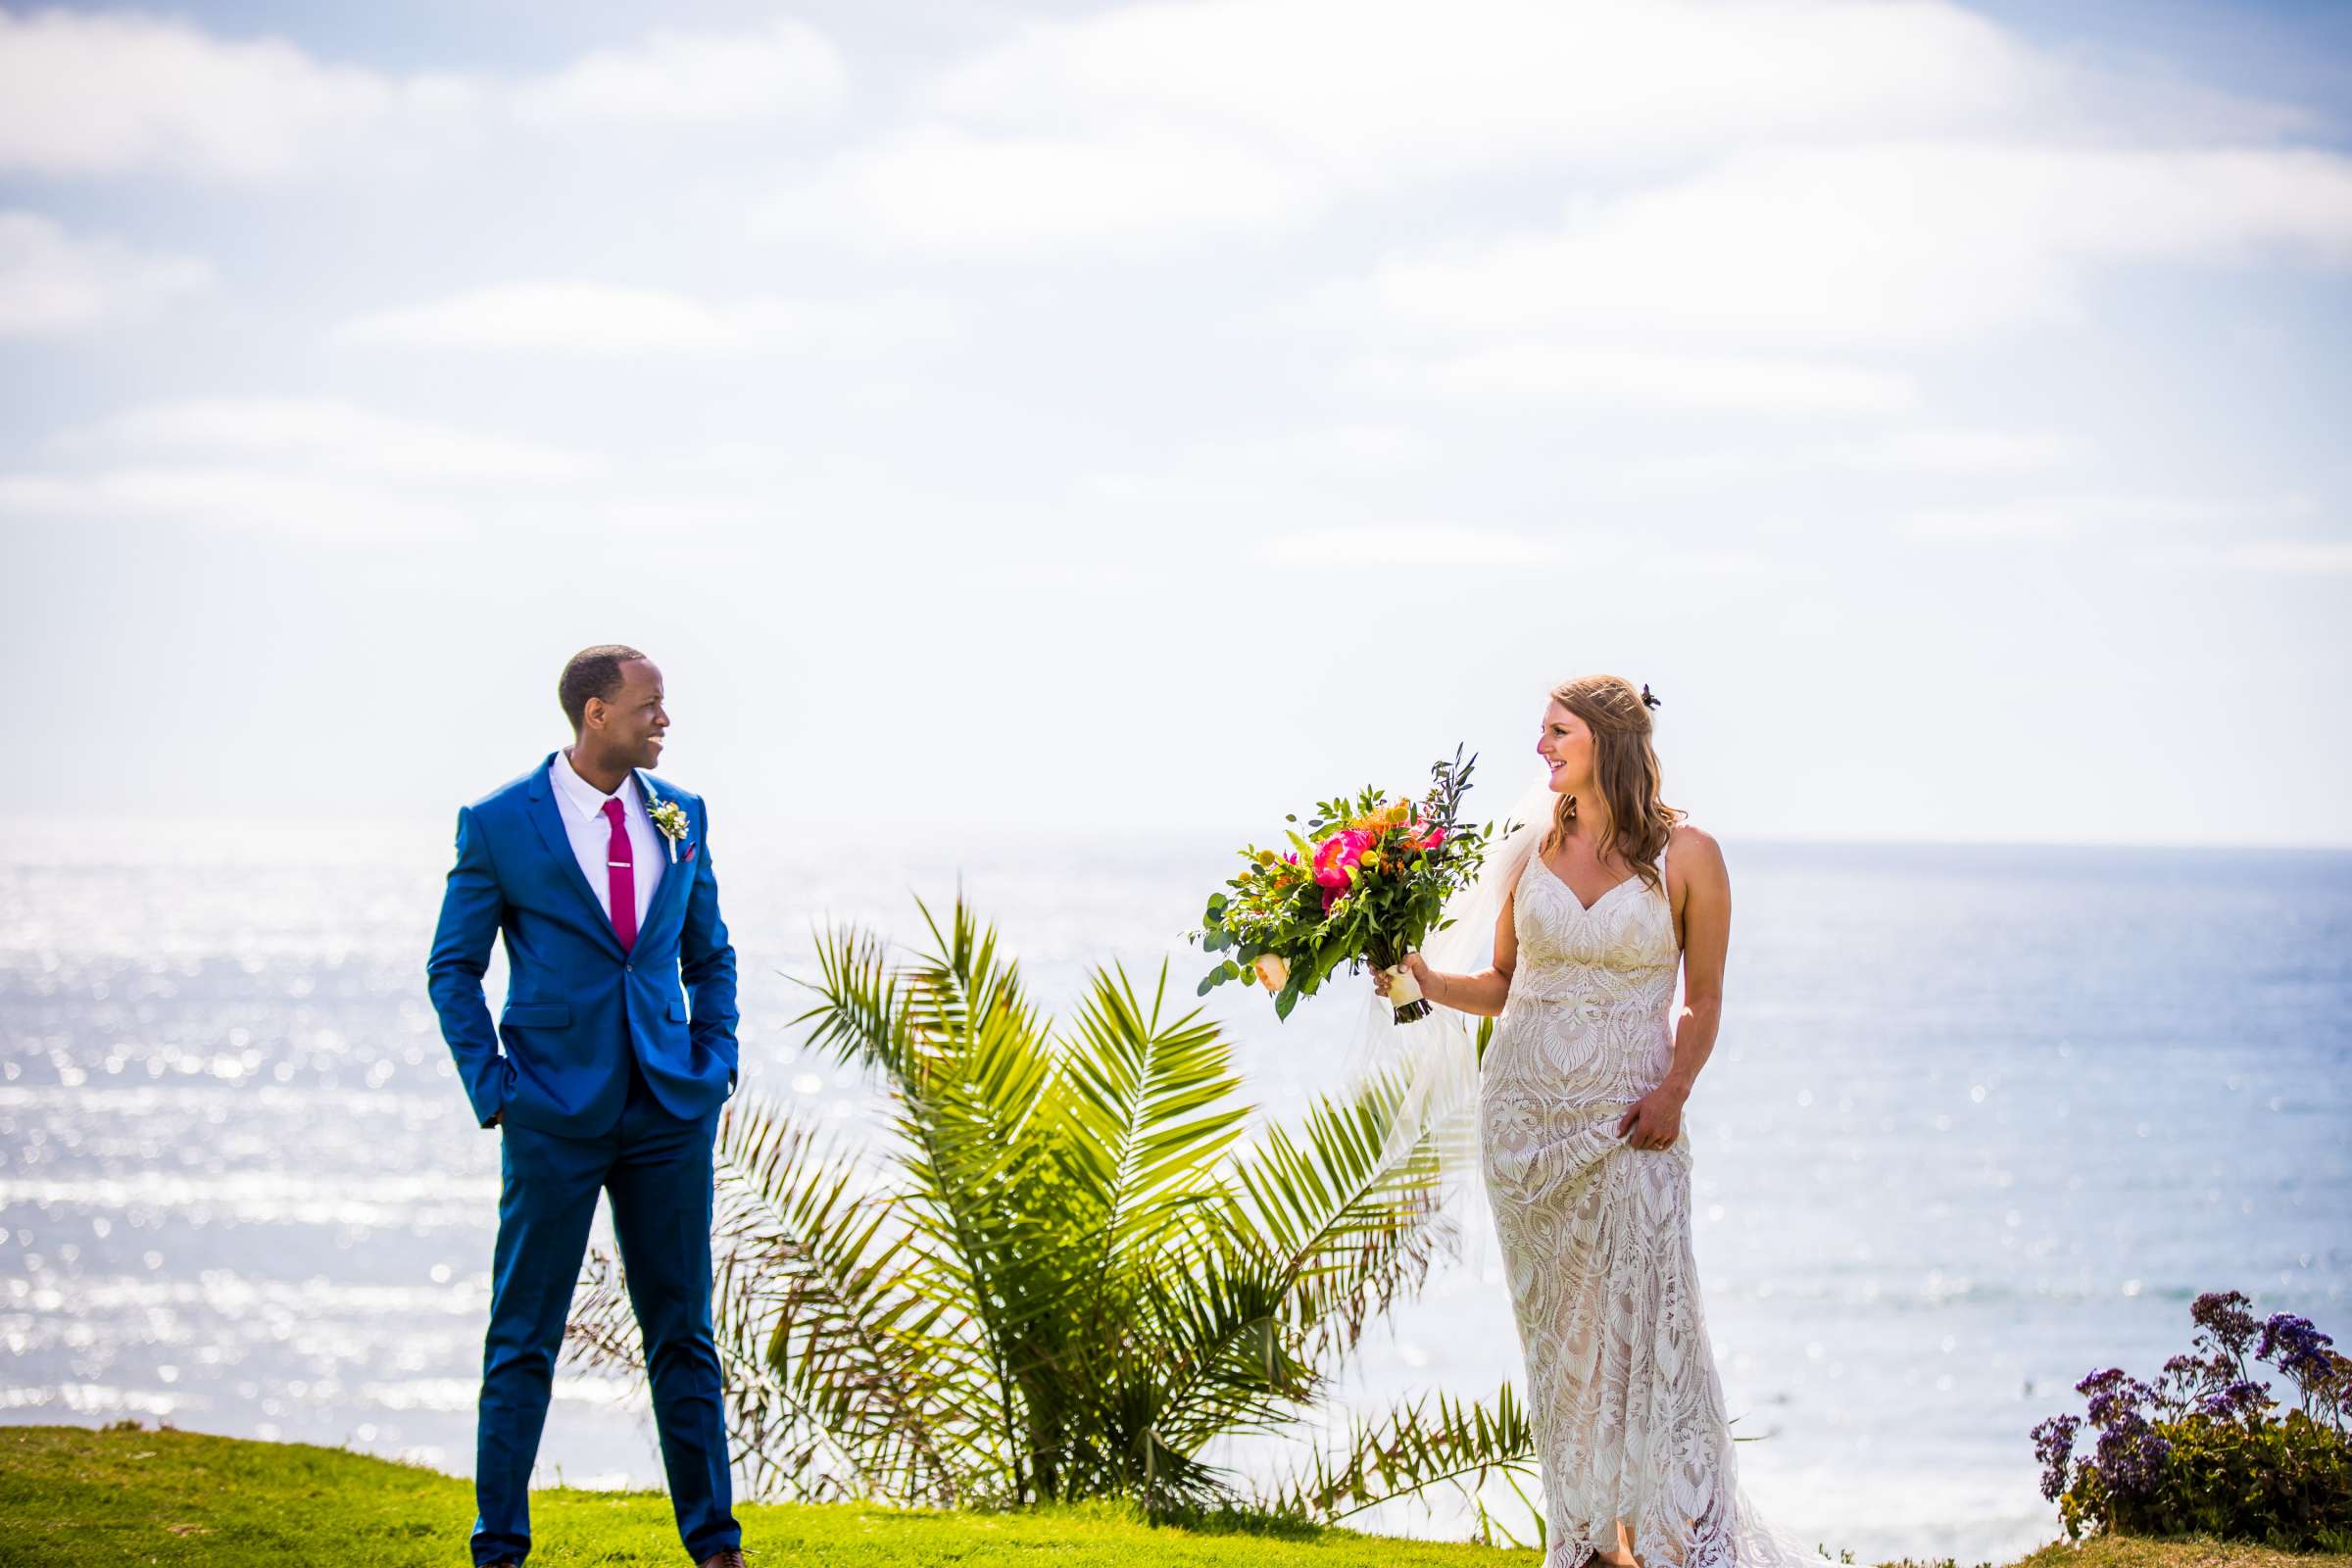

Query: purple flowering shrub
[{"left": 2029, "top": 1292, "right": 2352, "bottom": 1546}]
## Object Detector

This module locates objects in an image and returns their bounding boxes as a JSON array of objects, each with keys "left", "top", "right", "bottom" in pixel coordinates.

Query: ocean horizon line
[{"left": 16, "top": 811, "right": 2352, "bottom": 859}]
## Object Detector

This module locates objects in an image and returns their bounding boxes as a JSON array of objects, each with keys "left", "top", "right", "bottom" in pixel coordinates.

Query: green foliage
[
  {"left": 567, "top": 896, "right": 1538, "bottom": 1527},
  {"left": 2059, "top": 1411, "right": 2352, "bottom": 1550},
  {"left": 1268, "top": 1384, "right": 1538, "bottom": 1527},
  {"left": 2035, "top": 1292, "right": 2352, "bottom": 1550}
]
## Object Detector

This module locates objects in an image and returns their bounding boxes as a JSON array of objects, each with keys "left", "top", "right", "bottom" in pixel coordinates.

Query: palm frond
[
  {"left": 712, "top": 1096, "right": 1000, "bottom": 1503},
  {"left": 1266, "top": 1382, "right": 1542, "bottom": 1526},
  {"left": 1058, "top": 961, "right": 1250, "bottom": 1301},
  {"left": 906, "top": 895, "right": 1039, "bottom": 1047},
  {"left": 1226, "top": 1065, "right": 1454, "bottom": 1361},
  {"left": 792, "top": 920, "right": 921, "bottom": 1083},
  {"left": 1117, "top": 1209, "right": 1320, "bottom": 1460},
  {"left": 789, "top": 896, "right": 1077, "bottom": 1500}
]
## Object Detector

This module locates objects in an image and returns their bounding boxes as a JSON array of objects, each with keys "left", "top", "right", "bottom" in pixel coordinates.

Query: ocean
[{"left": 3, "top": 819, "right": 2346, "bottom": 1564}]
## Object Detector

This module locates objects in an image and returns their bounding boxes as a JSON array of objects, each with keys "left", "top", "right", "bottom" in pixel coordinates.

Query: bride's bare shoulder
[{"left": 1665, "top": 821, "right": 1727, "bottom": 878}]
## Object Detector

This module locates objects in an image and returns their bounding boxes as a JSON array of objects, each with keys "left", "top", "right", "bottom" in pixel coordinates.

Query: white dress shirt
[{"left": 550, "top": 748, "right": 664, "bottom": 933}]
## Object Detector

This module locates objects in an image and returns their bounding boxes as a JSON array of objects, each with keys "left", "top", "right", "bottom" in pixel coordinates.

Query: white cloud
[
  {"left": 0, "top": 9, "right": 466, "bottom": 180},
  {"left": 0, "top": 458, "right": 814, "bottom": 542},
  {"left": 781, "top": 0, "right": 2099, "bottom": 257},
  {"left": 1256, "top": 525, "right": 1577, "bottom": 566},
  {"left": 329, "top": 281, "right": 956, "bottom": 354},
  {"left": 1827, "top": 428, "right": 2074, "bottom": 473},
  {"left": 2221, "top": 540, "right": 2352, "bottom": 573},
  {"left": 54, "top": 399, "right": 599, "bottom": 482},
  {"left": 1616, "top": 426, "right": 2073, "bottom": 491},
  {"left": 1352, "top": 344, "right": 1915, "bottom": 415},
  {"left": 1649, "top": 549, "right": 1779, "bottom": 576},
  {"left": 1253, "top": 526, "right": 1796, "bottom": 577},
  {"left": 0, "top": 468, "right": 467, "bottom": 539},
  {"left": 1075, "top": 423, "right": 1441, "bottom": 510},
  {"left": 930, "top": 0, "right": 2081, "bottom": 179},
  {"left": 0, "top": 211, "right": 211, "bottom": 335},
  {"left": 509, "top": 20, "right": 844, "bottom": 128},
  {"left": 1321, "top": 143, "right": 2352, "bottom": 350},
  {"left": 2138, "top": 539, "right": 2352, "bottom": 573},
  {"left": 0, "top": 453, "right": 924, "bottom": 544},
  {"left": 1211, "top": 423, "right": 1443, "bottom": 470},
  {"left": 0, "top": 398, "right": 870, "bottom": 541},
  {"left": 0, "top": 10, "right": 841, "bottom": 182},
  {"left": 769, "top": 125, "right": 1304, "bottom": 256},
  {"left": 1904, "top": 494, "right": 2316, "bottom": 540},
  {"left": 7, "top": 397, "right": 618, "bottom": 539}
]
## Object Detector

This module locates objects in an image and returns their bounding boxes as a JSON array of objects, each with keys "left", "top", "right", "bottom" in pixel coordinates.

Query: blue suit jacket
[{"left": 427, "top": 752, "right": 739, "bottom": 1138}]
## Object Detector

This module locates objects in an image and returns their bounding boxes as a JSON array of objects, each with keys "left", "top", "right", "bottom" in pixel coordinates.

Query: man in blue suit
[{"left": 428, "top": 644, "right": 745, "bottom": 1568}]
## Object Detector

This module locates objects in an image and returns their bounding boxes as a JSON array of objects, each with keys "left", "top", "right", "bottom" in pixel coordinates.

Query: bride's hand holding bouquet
[{"left": 1369, "top": 952, "right": 1437, "bottom": 1007}]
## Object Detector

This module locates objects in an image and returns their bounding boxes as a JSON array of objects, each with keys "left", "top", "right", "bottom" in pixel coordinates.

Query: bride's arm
[
  {"left": 1383, "top": 890, "right": 1517, "bottom": 1017},
  {"left": 1657, "top": 827, "right": 1730, "bottom": 1102}
]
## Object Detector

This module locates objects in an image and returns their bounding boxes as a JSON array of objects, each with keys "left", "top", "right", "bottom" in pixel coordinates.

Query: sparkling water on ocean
[{"left": 3, "top": 819, "right": 2346, "bottom": 1563}]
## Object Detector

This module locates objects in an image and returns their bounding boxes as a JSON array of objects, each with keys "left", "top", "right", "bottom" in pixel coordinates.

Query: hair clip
[{"left": 1641, "top": 683, "right": 1661, "bottom": 710}]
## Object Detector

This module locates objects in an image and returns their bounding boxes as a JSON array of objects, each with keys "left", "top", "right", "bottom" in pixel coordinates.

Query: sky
[{"left": 2, "top": 0, "right": 2349, "bottom": 847}]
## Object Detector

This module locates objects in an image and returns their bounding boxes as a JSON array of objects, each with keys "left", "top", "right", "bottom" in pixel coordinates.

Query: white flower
[{"left": 642, "top": 785, "right": 690, "bottom": 863}]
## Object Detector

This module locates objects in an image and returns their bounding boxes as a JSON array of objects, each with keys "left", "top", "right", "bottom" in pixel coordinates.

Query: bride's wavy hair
[{"left": 1543, "top": 673, "right": 1686, "bottom": 895}]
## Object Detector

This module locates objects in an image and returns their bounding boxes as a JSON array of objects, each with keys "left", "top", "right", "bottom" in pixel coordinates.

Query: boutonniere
[{"left": 643, "top": 785, "right": 691, "bottom": 863}]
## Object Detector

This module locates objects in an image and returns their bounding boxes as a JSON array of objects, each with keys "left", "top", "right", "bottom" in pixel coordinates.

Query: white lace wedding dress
[{"left": 1477, "top": 843, "right": 1830, "bottom": 1568}]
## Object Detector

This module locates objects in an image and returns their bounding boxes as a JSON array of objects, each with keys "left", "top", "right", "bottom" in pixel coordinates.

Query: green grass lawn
[{"left": 4, "top": 1422, "right": 2349, "bottom": 1568}]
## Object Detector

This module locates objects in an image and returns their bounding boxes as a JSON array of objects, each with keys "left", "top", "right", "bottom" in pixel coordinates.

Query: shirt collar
[{"left": 551, "top": 747, "right": 636, "bottom": 821}]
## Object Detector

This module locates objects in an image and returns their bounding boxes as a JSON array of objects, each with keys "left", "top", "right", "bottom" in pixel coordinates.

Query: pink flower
[{"left": 1312, "top": 829, "right": 1373, "bottom": 889}]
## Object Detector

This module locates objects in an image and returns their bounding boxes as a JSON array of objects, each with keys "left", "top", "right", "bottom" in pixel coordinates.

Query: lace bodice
[{"left": 1488, "top": 851, "right": 1680, "bottom": 1110}]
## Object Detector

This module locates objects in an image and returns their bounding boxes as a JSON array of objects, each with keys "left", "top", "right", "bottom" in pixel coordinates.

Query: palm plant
[{"left": 566, "top": 895, "right": 1538, "bottom": 1527}]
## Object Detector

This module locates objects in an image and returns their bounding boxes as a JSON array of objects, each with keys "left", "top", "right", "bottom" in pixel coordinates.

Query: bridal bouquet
[{"left": 1193, "top": 748, "right": 1501, "bottom": 1023}]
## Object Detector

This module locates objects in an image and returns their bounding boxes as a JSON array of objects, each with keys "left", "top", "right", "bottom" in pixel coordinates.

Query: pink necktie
[{"left": 601, "top": 797, "right": 636, "bottom": 953}]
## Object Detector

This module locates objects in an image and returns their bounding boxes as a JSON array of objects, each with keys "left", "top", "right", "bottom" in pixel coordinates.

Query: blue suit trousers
[{"left": 471, "top": 1054, "right": 739, "bottom": 1565}]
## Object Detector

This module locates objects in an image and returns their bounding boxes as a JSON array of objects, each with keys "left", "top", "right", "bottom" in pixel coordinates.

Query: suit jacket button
[{"left": 625, "top": 962, "right": 633, "bottom": 972}]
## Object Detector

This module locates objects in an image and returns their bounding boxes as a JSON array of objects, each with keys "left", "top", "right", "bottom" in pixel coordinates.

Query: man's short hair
[{"left": 559, "top": 645, "right": 647, "bottom": 732}]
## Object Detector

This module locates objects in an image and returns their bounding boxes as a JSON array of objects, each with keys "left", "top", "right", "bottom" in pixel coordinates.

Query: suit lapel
[
  {"left": 526, "top": 753, "right": 627, "bottom": 958},
  {"left": 633, "top": 769, "right": 695, "bottom": 946}
]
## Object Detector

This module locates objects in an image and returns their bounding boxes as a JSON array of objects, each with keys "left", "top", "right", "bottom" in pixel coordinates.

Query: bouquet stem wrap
[{"left": 1372, "top": 946, "right": 1428, "bottom": 1023}]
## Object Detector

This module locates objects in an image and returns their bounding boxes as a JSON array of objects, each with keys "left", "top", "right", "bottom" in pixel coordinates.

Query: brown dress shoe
[{"left": 697, "top": 1551, "right": 748, "bottom": 1568}]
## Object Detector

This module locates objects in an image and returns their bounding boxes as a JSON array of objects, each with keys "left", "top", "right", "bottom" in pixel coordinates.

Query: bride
[{"left": 1374, "top": 673, "right": 1830, "bottom": 1568}]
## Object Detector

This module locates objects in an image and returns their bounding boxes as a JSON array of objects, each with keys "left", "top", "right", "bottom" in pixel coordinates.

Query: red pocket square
[{"left": 685, "top": 844, "right": 698, "bottom": 861}]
